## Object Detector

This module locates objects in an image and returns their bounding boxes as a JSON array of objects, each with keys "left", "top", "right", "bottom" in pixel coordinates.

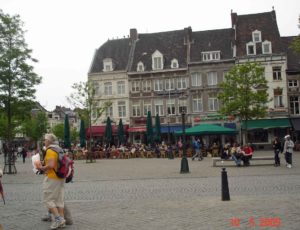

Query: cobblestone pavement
[{"left": 0, "top": 151, "right": 300, "bottom": 230}]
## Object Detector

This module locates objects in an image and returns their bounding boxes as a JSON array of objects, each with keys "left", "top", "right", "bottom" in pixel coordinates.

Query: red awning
[
  {"left": 127, "top": 126, "right": 146, "bottom": 132},
  {"left": 86, "top": 125, "right": 128, "bottom": 136}
]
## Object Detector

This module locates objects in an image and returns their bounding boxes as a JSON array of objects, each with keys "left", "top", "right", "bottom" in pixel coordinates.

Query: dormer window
[
  {"left": 137, "top": 61, "right": 144, "bottom": 72},
  {"left": 252, "top": 30, "right": 261, "bottom": 43},
  {"left": 171, "top": 59, "right": 178, "bottom": 68},
  {"left": 262, "top": 40, "right": 272, "bottom": 54},
  {"left": 246, "top": 42, "right": 256, "bottom": 55},
  {"left": 103, "top": 58, "right": 113, "bottom": 72},
  {"left": 202, "top": 51, "right": 220, "bottom": 61},
  {"left": 152, "top": 50, "right": 164, "bottom": 70}
]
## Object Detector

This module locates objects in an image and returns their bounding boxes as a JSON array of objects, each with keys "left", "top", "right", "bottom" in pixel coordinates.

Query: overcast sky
[{"left": 1, "top": 0, "right": 300, "bottom": 111}]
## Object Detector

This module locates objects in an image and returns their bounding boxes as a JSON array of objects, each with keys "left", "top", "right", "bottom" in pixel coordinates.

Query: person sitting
[
  {"left": 231, "top": 144, "right": 242, "bottom": 166},
  {"left": 241, "top": 144, "right": 253, "bottom": 166},
  {"left": 221, "top": 144, "right": 231, "bottom": 160}
]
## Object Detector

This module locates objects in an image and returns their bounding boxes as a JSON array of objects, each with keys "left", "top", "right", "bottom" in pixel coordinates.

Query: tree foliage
[
  {"left": 52, "top": 123, "right": 64, "bottom": 142},
  {"left": 0, "top": 10, "right": 41, "bottom": 142},
  {"left": 218, "top": 62, "right": 269, "bottom": 143},
  {"left": 67, "top": 80, "right": 111, "bottom": 151},
  {"left": 291, "top": 15, "right": 300, "bottom": 54},
  {"left": 22, "top": 111, "right": 48, "bottom": 148}
]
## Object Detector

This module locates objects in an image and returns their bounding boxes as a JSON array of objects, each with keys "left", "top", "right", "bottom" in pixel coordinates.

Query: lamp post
[{"left": 180, "top": 109, "right": 190, "bottom": 173}]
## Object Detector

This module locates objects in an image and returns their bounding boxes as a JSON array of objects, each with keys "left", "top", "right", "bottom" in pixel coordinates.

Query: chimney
[
  {"left": 231, "top": 11, "right": 237, "bottom": 28},
  {"left": 130, "top": 28, "right": 138, "bottom": 41},
  {"left": 184, "top": 26, "right": 192, "bottom": 43}
]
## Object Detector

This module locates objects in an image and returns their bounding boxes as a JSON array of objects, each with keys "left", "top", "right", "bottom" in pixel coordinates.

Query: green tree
[
  {"left": 52, "top": 123, "right": 64, "bottom": 142},
  {"left": 291, "top": 15, "right": 300, "bottom": 54},
  {"left": 0, "top": 10, "right": 41, "bottom": 173},
  {"left": 218, "top": 62, "right": 269, "bottom": 144},
  {"left": 70, "top": 127, "right": 78, "bottom": 146},
  {"left": 22, "top": 111, "right": 48, "bottom": 149},
  {"left": 67, "top": 81, "right": 111, "bottom": 153}
]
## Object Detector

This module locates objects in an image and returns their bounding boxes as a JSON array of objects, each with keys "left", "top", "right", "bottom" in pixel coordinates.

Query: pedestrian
[
  {"left": 21, "top": 147, "right": 27, "bottom": 163},
  {"left": 0, "top": 168, "right": 5, "bottom": 204},
  {"left": 272, "top": 136, "right": 282, "bottom": 167},
  {"left": 283, "top": 135, "right": 294, "bottom": 168},
  {"left": 192, "top": 138, "right": 203, "bottom": 161},
  {"left": 36, "top": 133, "right": 66, "bottom": 229}
]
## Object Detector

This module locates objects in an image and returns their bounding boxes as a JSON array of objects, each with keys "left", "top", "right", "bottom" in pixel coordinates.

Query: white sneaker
[{"left": 287, "top": 164, "right": 292, "bottom": 168}]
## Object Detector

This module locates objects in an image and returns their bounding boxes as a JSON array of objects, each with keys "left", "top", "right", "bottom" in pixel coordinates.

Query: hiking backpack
[{"left": 47, "top": 146, "right": 74, "bottom": 183}]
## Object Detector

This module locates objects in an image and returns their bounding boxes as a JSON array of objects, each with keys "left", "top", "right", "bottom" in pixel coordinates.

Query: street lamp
[{"left": 180, "top": 108, "right": 190, "bottom": 173}]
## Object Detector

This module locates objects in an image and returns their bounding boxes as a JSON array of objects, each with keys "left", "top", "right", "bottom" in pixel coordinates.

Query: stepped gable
[
  {"left": 190, "top": 28, "right": 234, "bottom": 62},
  {"left": 281, "top": 36, "right": 300, "bottom": 73},
  {"left": 234, "top": 10, "right": 283, "bottom": 57},
  {"left": 130, "top": 29, "right": 188, "bottom": 72},
  {"left": 89, "top": 38, "right": 132, "bottom": 74}
]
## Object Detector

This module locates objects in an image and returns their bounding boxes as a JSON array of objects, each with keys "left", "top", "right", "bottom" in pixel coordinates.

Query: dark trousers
[
  {"left": 242, "top": 156, "right": 251, "bottom": 166},
  {"left": 274, "top": 149, "right": 280, "bottom": 165},
  {"left": 285, "top": 152, "right": 292, "bottom": 165}
]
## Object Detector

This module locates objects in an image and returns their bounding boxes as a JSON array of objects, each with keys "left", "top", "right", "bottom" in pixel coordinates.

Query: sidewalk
[{"left": 0, "top": 151, "right": 300, "bottom": 230}]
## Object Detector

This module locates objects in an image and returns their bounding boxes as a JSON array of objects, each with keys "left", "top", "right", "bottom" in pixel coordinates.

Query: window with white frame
[
  {"left": 208, "top": 95, "right": 219, "bottom": 111},
  {"left": 143, "top": 80, "right": 151, "bottom": 92},
  {"left": 132, "top": 102, "right": 141, "bottom": 117},
  {"left": 171, "top": 59, "right": 178, "bottom": 68},
  {"left": 131, "top": 81, "right": 140, "bottom": 92},
  {"left": 117, "top": 81, "right": 125, "bottom": 95},
  {"left": 191, "top": 72, "right": 202, "bottom": 86},
  {"left": 137, "top": 61, "right": 144, "bottom": 72},
  {"left": 143, "top": 101, "right": 151, "bottom": 116},
  {"left": 93, "top": 82, "right": 100, "bottom": 96},
  {"left": 104, "top": 82, "right": 112, "bottom": 95},
  {"left": 167, "top": 99, "right": 176, "bottom": 115},
  {"left": 165, "top": 79, "right": 175, "bottom": 90},
  {"left": 118, "top": 101, "right": 126, "bottom": 117},
  {"left": 152, "top": 50, "right": 163, "bottom": 70},
  {"left": 154, "top": 79, "right": 164, "bottom": 91},
  {"left": 178, "top": 99, "right": 187, "bottom": 114},
  {"left": 202, "top": 51, "right": 221, "bottom": 61},
  {"left": 207, "top": 71, "right": 218, "bottom": 86},
  {"left": 154, "top": 100, "right": 164, "bottom": 116},
  {"left": 288, "top": 80, "right": 298, "bottom": 87},
  {"left": 274, "top": 95, "right": 283, "bottom": 108},
  {"left": 262, "top": 40, "right": 272, "bottom": 54},
  {"left": 290, "top": 96, "right": 300, "bottom": 115},
  {"left": 192, "top": 95, "right": 203, "bottom": 112},
  {"left": 103, "top": 58, "right": 113, "bottom": 72},
  {"left": 177, "top": 77, "right": 187, "bottom": 89},
  {"left": 105, "top": 105, "right": 113, "bottom": 117},
  {"left": 246, "top": 42, "right": 256, "bottom": 55},
  {"left": 273, "top": 67, "right": 282, "bottom": 80},
  {"left": 252, "top": 30, "right": 261, "bottom": 43}
]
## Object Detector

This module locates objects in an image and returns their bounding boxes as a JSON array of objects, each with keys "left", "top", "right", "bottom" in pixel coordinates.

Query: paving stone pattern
[{"left": 0, "top": 151, "right": 300, "bottom": 230}]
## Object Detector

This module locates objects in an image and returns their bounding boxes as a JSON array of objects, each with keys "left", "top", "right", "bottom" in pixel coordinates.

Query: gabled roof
[
  {"left": 89, "top": 38, "right": 132, "bottom": 74},
  {"left": 190, "top": 28, "right": 234, "bottom": 62},
  {"left": 233, "top": 10, "right": 283, "bottom": 57},
  {"left": 129, "top": 29, "right": 188, "bottom": 72},
  {"left": 281, "top": 36, "right": 300, "bottom": 73}
]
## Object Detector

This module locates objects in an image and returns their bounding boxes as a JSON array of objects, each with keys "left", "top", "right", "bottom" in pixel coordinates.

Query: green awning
[
  {"left": 241, "top": 118, "right": 292, "bottom": 130},
  {"left": 175, "top": 124, "right": 237, "bottom": 135}
]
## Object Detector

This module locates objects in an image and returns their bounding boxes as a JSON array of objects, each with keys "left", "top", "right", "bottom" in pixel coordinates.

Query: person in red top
[{"left": 241, "top": 143, "right": 253, "bottom": 166}]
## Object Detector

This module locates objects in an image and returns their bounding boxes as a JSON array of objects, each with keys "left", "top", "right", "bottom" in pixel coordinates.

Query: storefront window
[{"left": 247, "top": 129, "right": 268, "bottom": 143}]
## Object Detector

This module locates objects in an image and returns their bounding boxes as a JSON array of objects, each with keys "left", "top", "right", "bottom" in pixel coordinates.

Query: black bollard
[{"left": 221, "top": 167, "right": 230, "bottom": 201}]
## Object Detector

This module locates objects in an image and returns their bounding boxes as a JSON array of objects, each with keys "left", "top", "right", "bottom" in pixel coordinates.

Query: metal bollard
[{"left": 221, "top": 167, "right": 230, "bottom": 201}]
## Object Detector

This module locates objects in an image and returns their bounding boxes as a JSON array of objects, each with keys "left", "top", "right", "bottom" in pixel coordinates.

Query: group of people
[{"left": 220, "top": 142, "right": 253, "bottom": 166}]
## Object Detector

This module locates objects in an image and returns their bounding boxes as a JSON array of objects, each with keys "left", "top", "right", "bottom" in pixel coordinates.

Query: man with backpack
[{"left": 37, "top": 133, "right": 66, "bottom": 229}]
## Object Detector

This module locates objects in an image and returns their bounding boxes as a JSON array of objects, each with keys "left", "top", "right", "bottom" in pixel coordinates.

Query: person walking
[
  {"left": 283, "top": 135, "right": 294, "bottom": 168},
  {"left": 272, "top": 137, "right": 282, "bottom": 167},
  {"left": 21, "top": 147, "right": 27, "bottom": 164},
  {"left": 37, "top": 133, "right": 66, "bottom": 229},
  {"left": 192, "top": 138, "right": 203, "bottom": 161}
]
